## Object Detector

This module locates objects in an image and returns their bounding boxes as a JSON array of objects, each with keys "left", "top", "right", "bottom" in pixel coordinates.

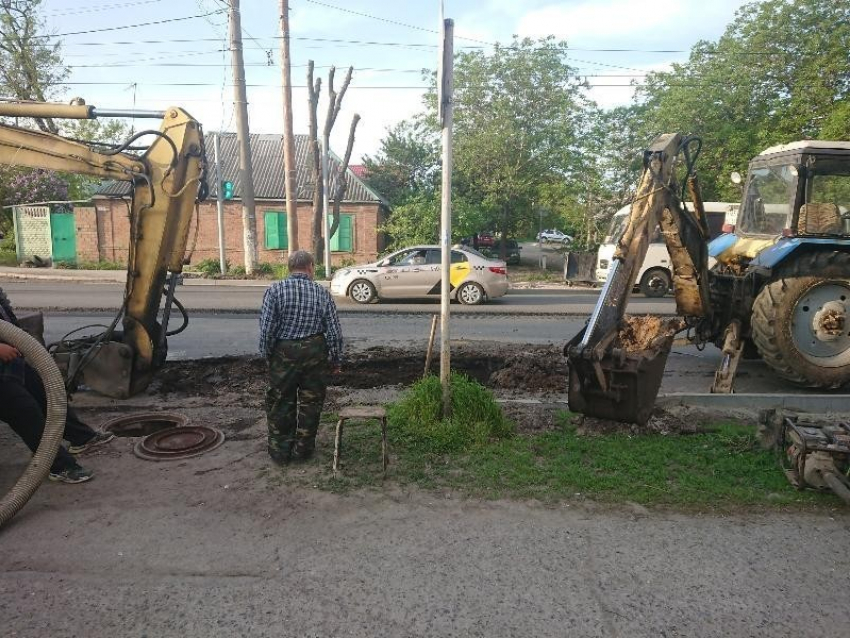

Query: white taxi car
[{"left": 330, "top": 245, "right": 509, "bottom": 305}]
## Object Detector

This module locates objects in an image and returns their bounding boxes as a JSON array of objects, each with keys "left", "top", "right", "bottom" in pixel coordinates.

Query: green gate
[{"left": 50, "top": 212, "right": 77, "bottom": 264}]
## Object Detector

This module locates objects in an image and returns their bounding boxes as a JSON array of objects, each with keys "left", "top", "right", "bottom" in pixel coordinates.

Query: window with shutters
[
  {"left": 329, "top": 214, "right": 354, "bottom": 252},
  {"left": 264, "top": 211, "right": 288, "bottom": 249}
]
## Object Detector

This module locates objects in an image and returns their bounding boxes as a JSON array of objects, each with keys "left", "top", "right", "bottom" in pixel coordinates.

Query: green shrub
[
  {"left": 388, "top": 373, "right": 514, "bottom": 453},
  {"left": 228, "top": 264, "right": 246, "bottom": 277},
  {"left": 253, "top": 262, "right": 288, "bottom": 279},
  {"left": 0, "top": 251, "right": 17, "bottom": 266},
  {"left": 195, "top": 258, "right": 225, "bottom": 277},
  {"left": 75, "top": 260, "right": 124, "bottom": 270}
]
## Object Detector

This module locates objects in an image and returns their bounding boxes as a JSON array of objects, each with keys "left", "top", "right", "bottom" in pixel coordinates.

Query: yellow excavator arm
[
  {"left": 566, "top": 133, "right": 712, "bottom": 424},
  {"left": 0, "top": 100, "right": 207, "bottom": 397}
]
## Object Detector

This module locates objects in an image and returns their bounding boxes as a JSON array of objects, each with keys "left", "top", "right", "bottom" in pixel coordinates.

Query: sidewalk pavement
[
  {"left": 0, "top": 266, "right": 292, "bottom": 287},
  {"left": 0, "top": 265, "right": 573, "bottom": 290}
]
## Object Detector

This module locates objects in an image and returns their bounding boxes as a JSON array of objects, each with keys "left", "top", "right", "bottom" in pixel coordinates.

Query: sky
[{"left": 37, "top": 0, "right": 758, "bottom": 162}]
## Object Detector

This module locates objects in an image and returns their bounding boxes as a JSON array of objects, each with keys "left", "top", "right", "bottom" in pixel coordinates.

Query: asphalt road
[{"left": 0, "top": 279, "right": 674, "bottom": 315}]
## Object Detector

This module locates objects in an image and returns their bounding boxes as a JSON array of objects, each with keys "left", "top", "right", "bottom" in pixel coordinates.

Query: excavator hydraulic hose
[{"left": 0, "top": 322, "right": 67, "bottom": 529}]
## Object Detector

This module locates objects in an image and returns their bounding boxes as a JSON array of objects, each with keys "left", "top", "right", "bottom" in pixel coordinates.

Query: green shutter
[
  {"left": 330, "top": 214, "right": 353, "bottom": 252},
  {"left": 264, "top": 212, "right": 288, "bottom": 249}
]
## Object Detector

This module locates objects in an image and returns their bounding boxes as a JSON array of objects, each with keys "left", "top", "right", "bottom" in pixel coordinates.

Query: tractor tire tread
[{"left": 751, "top": 251, "right": 850, "bottom": 388}]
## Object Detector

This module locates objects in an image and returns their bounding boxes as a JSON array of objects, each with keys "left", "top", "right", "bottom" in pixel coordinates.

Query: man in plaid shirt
[{"left": 259, "top": 250, "right": 343, "bottom": 464}]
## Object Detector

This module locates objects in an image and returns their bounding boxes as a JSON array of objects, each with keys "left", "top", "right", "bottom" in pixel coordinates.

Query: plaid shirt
[{"left": 258, "top": 273, "right": 343, "bottom": 364}]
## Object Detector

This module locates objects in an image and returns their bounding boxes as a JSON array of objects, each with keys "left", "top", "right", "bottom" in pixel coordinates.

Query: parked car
[
  {"left": 537, "top": 229, "right": 573, "bottom": 244},
  {"left": 475, "top": 232, "right": 496, "bottom": 247},
  {"left": 483, "top": 239, "right": 521, "bottom": 265},
  {"left": 330, "top": 245, "right": 510, "bottom": 305}
]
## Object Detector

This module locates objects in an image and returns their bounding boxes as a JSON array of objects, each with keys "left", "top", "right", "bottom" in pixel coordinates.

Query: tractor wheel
[
  {"left": 751, "top": 251, "right": 850, "bottom": 388},
  {"left": 639, "top": 268, "right": 671, "bottom": 298}
]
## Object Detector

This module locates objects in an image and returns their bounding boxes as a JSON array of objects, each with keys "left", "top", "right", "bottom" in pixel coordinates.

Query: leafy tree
[
  {"left": 636, "top": 0, "right": 850, "bottom": 199},
  {"left": 57, "top": 117, "right": 133, "bottom": 199},
  {"left": 379, "top": 193, "right": 440, "bottom": 249},
  {"left": 363, "top": 118, "right": 439, "bottom": 207},
  {"left": 447, "top": 37, "right": 591, "bottom": 249},
  {"left": 0, "top": 0, "right": 68, "bottom": 133}
]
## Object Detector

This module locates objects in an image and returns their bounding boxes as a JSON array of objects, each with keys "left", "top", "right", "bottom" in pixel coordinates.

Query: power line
[
  {"left": 41, "top": 11, "right": 227, "bottom": 38},
  {"left": 303, "top": 0, "right": 437, "bottom": 35},
  {"left": 43, "top": 0, "right": 166, "bottom": 17}
]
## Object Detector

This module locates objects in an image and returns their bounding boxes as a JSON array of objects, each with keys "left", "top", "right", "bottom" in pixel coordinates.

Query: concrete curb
[{"left": 657, "top": 392, "right": 850, "bottom": 413}]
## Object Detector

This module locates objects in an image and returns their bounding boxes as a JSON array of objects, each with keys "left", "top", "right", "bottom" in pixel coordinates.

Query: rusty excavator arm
[
  {"left": 566, "top": 133, "right": 712, "bottom": 424},
  {"left": 0, "top": 100, "right": 206, "bottom": 397}
]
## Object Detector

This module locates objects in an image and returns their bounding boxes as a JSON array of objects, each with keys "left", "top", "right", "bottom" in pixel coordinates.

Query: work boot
[
  {"left": 68, "top": 431, "right": 115, "bottom": 455},
  {"left": 268, "top": 444, "right": 292, "bottom": 466},
  {"left": 49, "top": 464, "right": 94, "bottom": 484},
  {"left": 291, "top": 441, "right": 315, "bottom": 462}
]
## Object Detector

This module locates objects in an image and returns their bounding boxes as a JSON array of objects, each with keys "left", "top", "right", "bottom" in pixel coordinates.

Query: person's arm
[
  {"left": 257, "top": 286, "right": 281, "bottom": 358},
  {"left": 323, "top": 292, "right": 343, "bottom": 369},
  {"left": 0, "top": 343, "right": 21, "bottom": 362}
]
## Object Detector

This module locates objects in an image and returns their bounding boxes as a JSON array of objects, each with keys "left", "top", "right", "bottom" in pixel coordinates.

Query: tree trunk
[
  {"left": 306, "top": 61, "right": 323, "bottom": 261},
  {"left": 328, "top": 114, "right": 361, "bottom": 240}
]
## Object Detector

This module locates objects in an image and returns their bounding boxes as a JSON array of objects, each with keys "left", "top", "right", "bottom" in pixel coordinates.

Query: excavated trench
[{"left": 148, "top": 344, "right": 571, "bottom": 397}]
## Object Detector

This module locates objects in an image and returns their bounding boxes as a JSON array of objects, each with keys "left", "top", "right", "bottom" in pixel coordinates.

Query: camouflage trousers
[{"left": 265, "top": 334, "right": 330, "bottom": 457}]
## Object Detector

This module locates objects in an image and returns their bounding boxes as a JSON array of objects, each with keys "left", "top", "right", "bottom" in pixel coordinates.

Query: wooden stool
[{"left": 333, "top": 406, "right": 388, "bottom": 476}]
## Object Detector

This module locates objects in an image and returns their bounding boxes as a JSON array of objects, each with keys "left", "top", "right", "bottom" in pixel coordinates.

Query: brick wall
[
  {"left": 85, "top": 198, "right": 386, "bottom": 268},
  {"left": 74, "top": 207, "right": 99, "bottom": 262}
]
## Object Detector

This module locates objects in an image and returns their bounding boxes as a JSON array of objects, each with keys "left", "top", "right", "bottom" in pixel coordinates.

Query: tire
[
  {"left": 639, "top": 268, "right": 671, "bottom": 298},
  {"left": 457, "top": 281, "right": 485, "bottom": 305},
  {"left": 348, "top": 279, "right": 377, "bottom": 304},
  {"left": 751, "top": 251, "right": 850, "bottom": 388}
]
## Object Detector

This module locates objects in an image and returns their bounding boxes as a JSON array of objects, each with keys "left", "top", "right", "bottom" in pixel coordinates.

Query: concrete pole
[
  {"left": 279, "top": 0, "right": 299, "bottom": 252},
  {"left": 228, "top": 0, "right": 258, "bottom": 274},
  {"left": 321, "top": 134, "right": 331, "bottom": 277},
  {"left": 439, "top": 18, "right": 454, "bottom": 418},
  {"left": 213, "top": 132, "right": 227, "bottom": 274}
]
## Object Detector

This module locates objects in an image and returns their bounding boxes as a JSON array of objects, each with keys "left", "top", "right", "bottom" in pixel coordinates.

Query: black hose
[
  {"left": 165, "top": 296, "right": 189, "bottom": 337},
  {"left": 101, "top": 129, "right": 178, "bottom": 168}
]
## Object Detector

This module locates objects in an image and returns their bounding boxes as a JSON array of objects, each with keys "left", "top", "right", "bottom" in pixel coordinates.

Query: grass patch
[
  {"left": 387, "top": 373, "right": 514, "bottom": 453},
  {"left": 0, "top": 250, "right": 17, "bottom": 266},
  {"left": 284, "top": 409, "right": 839, "bottom": 510}
]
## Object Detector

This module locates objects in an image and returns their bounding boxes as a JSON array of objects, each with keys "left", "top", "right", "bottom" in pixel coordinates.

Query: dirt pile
[
  {"left": 488, "top": 349, "right": 567, "bottom": 393},
  {"left": 617, "top": 315, "right": 681, "bottom": 353},
  {"left": 576, "top": 405, "right": 708, "bottom": 436},
  {"left": 148, "top": 344, "right": 569, "bottom": 397}
]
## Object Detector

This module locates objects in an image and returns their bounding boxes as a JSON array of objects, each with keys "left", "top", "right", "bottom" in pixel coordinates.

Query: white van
[{"left": 596, "top": 201, "right": 739, "bottom": 297}]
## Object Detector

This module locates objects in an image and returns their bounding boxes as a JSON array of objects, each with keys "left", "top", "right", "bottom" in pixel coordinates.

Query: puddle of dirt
[{"left": 575, "top": 405, "right": 712, "bottom": 436}]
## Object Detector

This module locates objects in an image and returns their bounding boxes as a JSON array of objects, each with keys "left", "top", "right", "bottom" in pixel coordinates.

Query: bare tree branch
[
  {"left": 306, "top": 60, "right": 324, "bottom": 260},
  {"left": 328, "top": 113, "right": 361, "bottom": 240}
]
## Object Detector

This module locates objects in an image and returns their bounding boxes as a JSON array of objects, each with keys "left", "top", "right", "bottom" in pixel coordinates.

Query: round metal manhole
[
  {"left": 134, "top": 425, "right": 225, "bottom": 461},
  {"left": 103, "top": 413, "right": 189, "bottom": 438}
]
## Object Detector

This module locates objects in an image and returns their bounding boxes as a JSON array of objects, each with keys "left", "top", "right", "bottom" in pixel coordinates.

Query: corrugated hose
[{"left": 0, "top": 321, "right": 67, "bottom": 529}]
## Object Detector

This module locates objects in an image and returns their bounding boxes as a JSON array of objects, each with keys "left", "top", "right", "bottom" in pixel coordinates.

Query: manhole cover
[
  {"left": 103, "top": 413, "right": 189, "bottom": 438},
  {"left": 134, "top": 426, "right": 225, "bottom": 461}
]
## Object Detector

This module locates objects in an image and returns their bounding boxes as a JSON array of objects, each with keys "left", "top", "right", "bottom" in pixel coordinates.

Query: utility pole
[
  {"left": 438, "top": 17, "right": 454, "bottom": 418},
  {"left": 321, "top": 134, "right": 331, "bottom": 277},
  {"left": 213, "top": 132, "right": 227, "bottom": 275},
  {"left": 228, "top": 0, "right": 258, "bottom": 274},
  {"left": 279, "top": 0, "right": 298, "bottom": 252}
]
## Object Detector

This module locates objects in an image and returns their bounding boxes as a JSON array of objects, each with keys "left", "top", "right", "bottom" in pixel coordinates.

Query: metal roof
[
  {"left": 759, "top": 140, "right": 850, "bottom": 155},
  {"left": 94, "top": 132, "right": 385, "bottom": 204}
]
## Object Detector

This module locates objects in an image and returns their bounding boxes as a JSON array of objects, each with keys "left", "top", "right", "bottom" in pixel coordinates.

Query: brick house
[{"left": 80, "top": 132, "right": 389, "bottom": 267}]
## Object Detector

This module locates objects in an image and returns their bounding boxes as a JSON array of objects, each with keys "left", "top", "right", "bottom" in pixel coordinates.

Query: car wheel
[
  {"left": 457, "top": 281, "right": 485, "bottom": 305},
  {"left": 639, "top": 268, "right": 671, "bottom": 298},
  {"left": 349, "top": 279, "right": 377, "bottom": 304}
]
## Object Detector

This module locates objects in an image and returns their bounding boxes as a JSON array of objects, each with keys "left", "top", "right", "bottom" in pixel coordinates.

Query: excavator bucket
[{"left": 565, "top": 317, "right": 679, "bottom": 425}]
